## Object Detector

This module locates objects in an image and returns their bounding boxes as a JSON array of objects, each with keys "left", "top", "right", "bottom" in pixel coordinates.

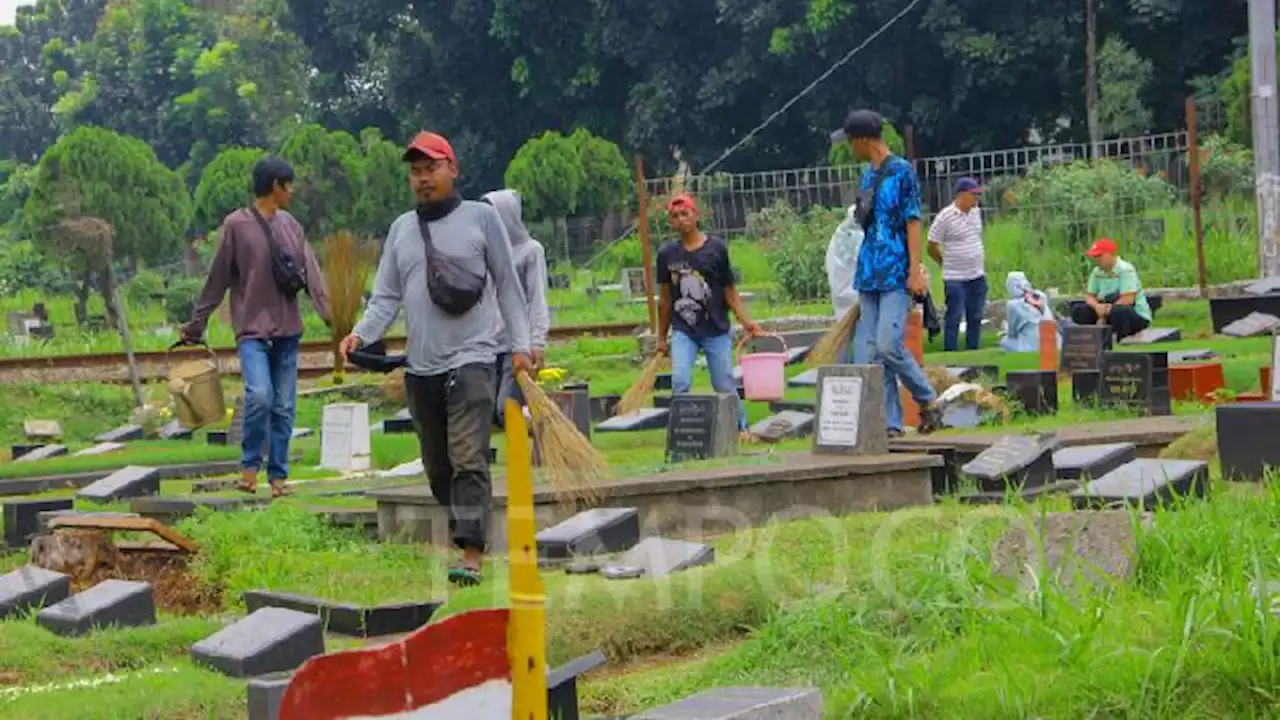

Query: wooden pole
[
  {"left": 110, "top": 282, "right": 144, "bottom": 408},
  {"left": 634, "top": 155, "right": 657, "bottom": 334},
  {"left": 505, "top": 397, "right": 547, "bottom": 720},
  {"left": 1186, "top": 95, "right": 1209, "bottom": 298}
]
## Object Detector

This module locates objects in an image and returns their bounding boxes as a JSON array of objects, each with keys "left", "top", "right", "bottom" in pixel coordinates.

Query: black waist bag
[
  {"left": 853, "top": 156, "right": 894, "bottom": 232},
  {"left": 418, "top": 214, "right": 486, "bottom": 315},
  {"left": 249, "top": 207, "right": 307, "bottom": 297}
]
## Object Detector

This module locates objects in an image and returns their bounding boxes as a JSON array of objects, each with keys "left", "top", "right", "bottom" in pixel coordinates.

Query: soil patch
[{"left": 0, "top": 671, "right": 23, "bottom": 686}]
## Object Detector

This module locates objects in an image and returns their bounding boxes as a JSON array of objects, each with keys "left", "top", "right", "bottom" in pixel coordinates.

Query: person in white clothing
[
  {"left": 927, "top": 177, "right": 987, "bottom": 352},
  {"left": 826, "top": 205, "right": 863, "bottom": 319}
]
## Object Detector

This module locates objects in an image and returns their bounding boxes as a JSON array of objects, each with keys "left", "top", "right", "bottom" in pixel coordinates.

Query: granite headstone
[
  {"left": 665, "top": 394, "right": 738, "bottom": 463},
  {"left": 812, "top": 365, "right": 887, "bottom": 456}
]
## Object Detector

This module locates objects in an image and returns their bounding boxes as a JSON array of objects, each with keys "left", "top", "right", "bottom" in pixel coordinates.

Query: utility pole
[
  {"left": 1250, "top": 0, "right": 1280, "bottom": 277},
  {"left": 1085, "top": 0, "right": 1100, "bottom": 159}
]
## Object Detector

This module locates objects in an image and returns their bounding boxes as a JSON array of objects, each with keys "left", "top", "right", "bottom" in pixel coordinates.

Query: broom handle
[{"left": 735, "top": 332, "right": 787, "bottom": 361}]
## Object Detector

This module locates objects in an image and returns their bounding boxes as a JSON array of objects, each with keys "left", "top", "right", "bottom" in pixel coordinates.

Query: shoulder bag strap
[{"left": 248, "top": 206, "right": 306, "bottom": 283}]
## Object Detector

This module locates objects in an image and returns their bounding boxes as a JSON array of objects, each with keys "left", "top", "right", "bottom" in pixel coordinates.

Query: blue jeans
[
  {"left": 853, "top": 290, "right": 938, "bottom": 432},
  {"left": 671, "top": 330, "right": 747, "bottom": 431},
  {"left": 943, "top": 275, "right": 988, "bottom": 351},
  {"left": 237, "top": 335, "right": 300, "bottom": 481}
]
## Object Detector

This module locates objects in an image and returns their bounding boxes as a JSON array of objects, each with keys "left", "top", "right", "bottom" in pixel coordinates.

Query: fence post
[
  {"left": 634, "top": 155, "right": 658, "bottom": 334},
  {"left": 1186, "top": 95, "right": 1208, "bottom": 297}
]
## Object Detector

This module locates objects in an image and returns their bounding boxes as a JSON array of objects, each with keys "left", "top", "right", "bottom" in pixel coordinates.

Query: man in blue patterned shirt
[{"left": 834, "top": 109, "right": 942, "bottom": 436}]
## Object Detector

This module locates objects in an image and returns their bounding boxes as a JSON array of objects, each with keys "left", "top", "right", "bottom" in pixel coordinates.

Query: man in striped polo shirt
[{"left": 927, "top": 177, "right": 988, "bottom": 351}]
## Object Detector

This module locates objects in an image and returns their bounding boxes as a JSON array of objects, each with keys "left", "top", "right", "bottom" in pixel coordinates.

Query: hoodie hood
[
  {"left": 1006, "top": 271, "right": 1032, "bottom": 298},
  {"left": 482, "top": 189, "right": 533, "bottom": 247}
]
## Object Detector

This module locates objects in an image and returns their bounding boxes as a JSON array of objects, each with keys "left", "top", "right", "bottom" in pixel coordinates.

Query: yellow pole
[{"left": 505, "top": 397, "right": 547, "bottom": 720}]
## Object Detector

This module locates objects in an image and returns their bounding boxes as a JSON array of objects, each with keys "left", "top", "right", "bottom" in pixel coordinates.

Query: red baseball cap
[
  {"left": 403, "top": 132, "right": 456, "bottom": 164},
  {"left": 1086, "top": 238, "right": 1118, "bottom": 257},
  {"left": 667, "top": 193, "right": 699, "bottom": 212}
]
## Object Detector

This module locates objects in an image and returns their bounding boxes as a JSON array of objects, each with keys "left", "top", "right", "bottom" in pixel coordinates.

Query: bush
[
  {"left": 124, "top": 269, "right": 166, "bottom": 309},
  {"left": 769, "top": 205, "right": 844, "bottom": 302},
  {"left": 1197, "top": 135, "right": 1254, "bottom": 199},
  {"left": 163, "top": 277, "right": 205, "bottom": 325},
  {"left": 0, "top": 239, "right": 71, "bottom": 296}
]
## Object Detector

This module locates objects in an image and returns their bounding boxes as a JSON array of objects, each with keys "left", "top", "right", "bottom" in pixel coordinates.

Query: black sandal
[{"left": 448, "top": 566, "right": 483, "bottom": 587}]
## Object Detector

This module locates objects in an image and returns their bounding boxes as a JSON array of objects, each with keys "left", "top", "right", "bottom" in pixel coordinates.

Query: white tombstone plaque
[
  {"left": 817, "top": 376, "right": 862, "bottom": 448},
  {"left": 320, "top": 403, "right": 372, "bottom": 472}
]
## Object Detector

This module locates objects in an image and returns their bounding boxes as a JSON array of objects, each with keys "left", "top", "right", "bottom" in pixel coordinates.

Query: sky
[{"left": 0, "top": 0, "right": 30, "bottom": 25}]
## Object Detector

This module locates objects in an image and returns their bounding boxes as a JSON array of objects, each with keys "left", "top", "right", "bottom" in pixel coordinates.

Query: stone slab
[
  {"left": 813, "top": 365, "right": 887, "bottom": 456},
  {"left": 36, "top": 579, "right": 156, "bottom": 636},
  {"left": 129, "top": 496, "right": 259, "bottom": 520},
  {"left": 382, "top": 417, "right": 414, "bottom": 434},
  {"left": 1071, "top": 459, "right": 1208, "bottom": 510},
  {"left": 36, "top": 511, "right": 140, "bottom": 534},
  {"left": 634, "top": 687, "right": 824, "bottom": 719},
  {"left": 990, "top": 510, "right": 1147, "bottom": 593},
  {"left": 961, "top": 433, "right": 1061, "bottom": 492},
  {"left": 158, "top": 420, "right": 193, "bottom": 440},
  {"left": 76, "top": 466, "right": 161, "bottom": 502},
  {"left": 767, "top": 400, "right": 815, "bottom": 415},
  {"left": 73, "top": 442, "right": 126, "bottom": 457},
  {"left": 1120, "top": 327, "right": 1182, "bottom": 345},
  {"left": 958, "top": 480, "right": 1081, "bottom": 506},
  {"left": 749, "top": 411, "right": 815, "bottom": 443},
  {"left": 589, "top": 395, "right": 622, "bottom": 423},
  {"left": 1005, "top": 370, "right": 1058, "bottom": 415},
  {"left": 3, "top": 498, "right": 73, "bottom": 548},
  {"left": 537, "top": 507, "right": 641, "bottom": 561},
  {"left": 243, "top": 590, "right": 440, "bottom": 638},
  {"left": 1169, "top": 348, "right": 1218, "bottom": 364},
  {"left": 787, "top": 369, "right": 819, "bottom": 388},
  {"left": 190, "top": 607, "right": 325, "bottom": 678},
  {"left": 1222, "top": 312, "right": 1280, "bottom": 338},
  {"left": 10, "top": 443, "right": 45, "bottom": 460},
  {"left": 1052, "top": 442, "right": 1138, "bottom": 481},
  {"left": 1245, "top": 277, "right": 1280, "bottom": 295},
  {"left": 666, "top": 394, "right": 738, "bottom": 463},
  {"left": 0, "top": 565, "right": 71, "bottom": 620},
  {"left": 23, "top": 419, "right": 62, "bottom": 440},
  {"left": 600, "top": 537, "right": 714, "bottom": 580},
  {"left": 596, "top": 408, "right": 670, "bottom": 433},
  {"left": 13, "top": 444, "right": 68, "bottom": 463},
  {"left": 1215, "top": 402, "right": 1280, "bottom": 482},
  {"left": 94, "top": 424, "right": 145, "bottom": 443},
  {"left": 247, "top": 672, "right": 293, "bottom": 720}
]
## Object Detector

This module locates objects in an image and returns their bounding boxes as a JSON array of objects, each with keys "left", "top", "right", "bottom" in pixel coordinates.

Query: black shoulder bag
[
  {"left": 248, "top": 207, "right": 308, "bottom": 297},
  {"left": 853, "top": 156, "right": 895, "bottom": 232},
  {"left": 417, "top": 212, "right": 487, "bottom": 315}
]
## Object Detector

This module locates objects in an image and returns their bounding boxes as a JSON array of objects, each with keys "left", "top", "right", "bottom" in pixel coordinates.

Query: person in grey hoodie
[
  {"left": 482, "top": 189, "right": 550, "bottom": 427},
  {"left": 340, "top": 132, "right": 533, "bottom": 587}
]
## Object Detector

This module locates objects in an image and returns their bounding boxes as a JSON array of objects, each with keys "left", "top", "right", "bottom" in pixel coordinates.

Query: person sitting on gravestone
[
  {"left": 1072, "top": 238, "right": 1152, "bottom": 341},
  {"left": 340, "top": 132, "right": 533, "bottom": 588},
  {"left": 182, "top": 156, "right": 331, "bottom": 500},
  {"left": 481, "top": 188, "right": 550, "bottom": 429},
  {"left": 1000, "top": 271, "right": 1058, "bottom": 353},
  {"left": 655, "top": 193, "right": 764, "bottom": 441}
]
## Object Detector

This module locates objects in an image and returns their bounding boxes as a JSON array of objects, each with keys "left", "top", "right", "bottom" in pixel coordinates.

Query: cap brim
[
  {"left": 402, "top": 147, "right": 449, "bottom": 162},
  {"left": 829, "top": 128, "right": 848, "bottom": 143},
  {"left": 1085, "top": 248, "right": 1104, "bottom": 257}
]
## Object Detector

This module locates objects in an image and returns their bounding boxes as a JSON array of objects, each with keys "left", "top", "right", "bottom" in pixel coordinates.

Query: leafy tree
[
  {"left": 278, "top": 123, "right": 364, "bottom": 237},
  {"left": 505, "top": 132, "right": 582, "bottom": 243},
  {"left": 351, "top": 128, "right": 416, "bottom": 238},
  {"left": 568, "top": 128, "right": 630, "bottom": 216},
  {"left": 826, "top": 120, "right": 907, "bottom": 166},
  {"left": 1096, "top": 37, "right": 1153, "bottom": 137},
  {"left": 193, "top": 146, "right": 267, "bottom": 234}
]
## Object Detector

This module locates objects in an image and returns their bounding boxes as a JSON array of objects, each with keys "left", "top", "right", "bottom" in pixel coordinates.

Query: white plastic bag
[{"left": 826, "top": 206, "right": 863, "bottom": 318}]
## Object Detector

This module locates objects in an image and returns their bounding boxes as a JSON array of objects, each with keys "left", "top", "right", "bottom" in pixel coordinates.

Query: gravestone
[
  {"left": 3, "top": 498, "right": 73, "bottom": 548},
  {"left": 248, "top": 673, "right": 292, "bottom": 720},
  {"left": 1245, "top": 277, "right": 1280, "bottom": 295},
  {"left": 207, "top": 431, "right": 229, "bottom": 446},
  {"left": 537, "top": 507, "right": 641, "bottom": 561},
  {"left": 812, "top": 365, "right": 887, "bottom": 456},
  {"left": 550, "top": 388, "right": 592, "bottom": 439},
  {"left": 1100, "top": 352, "right": 1171, "bottom": 416},
  {"left": 1222, "top": 312, "right": 1280, "bottom": 338},
  {"left": 1120, "top": 327, "right": 1181, "bottom": 345},
  {"left": 1216, "top": 403, "right": 1280, "bottom": 481},
  {"left": 547, "top": 651, "right": 609, "bottom": 720},
  {"left": 748, "top": 411, "right": 815, "bottom": 443},
  {"left": 1060, "top": 326, "right": 1112, "bottom": 373},
  {"left": 10, "top": 443, "right": 45, "bottom": 460},
  {"left": 36, "top": 579, "right": 157, "bottom": 636},
  {"left": 95, "top": 424, "right": 145, "bottom": 444},
  {"left": 1071, "top": 459, "right": 1209, "bottom": 510},
  {"left": 76, "top": 466, "right": 161, "bottom": 502},
  {"left": 665, "top": 394, "right": 738, "bottom": 463},
  {"left": 23, "top": 419, "right": 62, "bottom": 440},
  {"left": 655, "top": 372, "right": 673, "bottom": 391},
  {"left": 990, "top": 510, "right": 1147, "bottom": 594},
  {"left": 130, "top": 496, "right": 258, "bottom": 523},
  {"left": 1072, "top": 370, "right": 1101, "bottom": 404},
  {"left": 589, "top": 395, "right": 621, "bottom": 423},
  {"left": 158, "top": 420, "right": 193, "bottom": 440},
  {"left": 1052, "top": 443, "right": 1138, "bottom": 481},
  {"left": 768, "top": 400, "right": 815, "bottom": 414},
  {"left": 0, "top": 565, "right": 70, "bottom": 620},
  {"left": 787, "top": 368, "right": 819, "bottom": 388},
  {"left": 382, "top": 415, "right": 414, "bottom": 434},
  {"left": 243, "top": 590, "right": 440, "bottom": 638},
  {"left": 634, "top": 687, "right": 824, "bottom": 720},
  {"left": 320, "top": 403, "right": 372, "bottom": 472},
  {"left": 596, "top": 408, "right": 670, "bottom": 433},
  {"left": 1169, "top": 348, "right": 1218, "bottom": 364},
  {"left": 73, "top": 442, "right": 126, "bottom": 457},
  {"left": 13, "top": 444, "right": 67, "bottom": 463},
  {"left": 190, "top": 607, "right": 325, "bottom": 678},
  {"left": 600, "top": 537, "right": 715, "bottom": 580},
  {"left": 961, "top": 433, "right": 1060, "bottom": 492},
  {"left": 621, "top": 268, "right": 648, "bottom": 300},
  {"left": 958, "top": 480, "right": 1081, "bottom": 506},
  {"left": 1005, "top": 370, "right": 1058, "bottom": 415}
]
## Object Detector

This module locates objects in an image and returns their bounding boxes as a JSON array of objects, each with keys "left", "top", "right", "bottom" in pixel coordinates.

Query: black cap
[{"left": 830, "top": 109, "right": 884, "bottom": 143}]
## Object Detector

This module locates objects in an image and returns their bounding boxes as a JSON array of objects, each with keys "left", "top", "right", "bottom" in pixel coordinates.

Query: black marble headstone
[
  {"left": 537, "top": 508, "right": 640, "bottom": 561},
  {"left": 1100, "top": 352, "right": 1171, "bottom": 416},
  {"left": 1072, "top": 370, "right": 1101, "bottom": 404},
  {"left": 0, "top": 566, "right": 70, "bottom": 620},
  {"left": 36, "top": 579, "right": 157, "bottom": 636},
  {"left": 549, "top": 389, "right": 591, "bottom": 439},
  {"left": 1052, "top": 442, "right": 1138, "bottom": 481},
  {"left": 1070, "top": 459, "right": 1208, "bottom": 510},
  {"left": 1060, "top": 326, "right": 1112, "bottom": 373},
  {"left": 190, "top": 607, "right": 325, "bottom": 678},
  {"left": 3, "top": 498, "right": 74, "bottom": 548},
  {"left": 588, "top": 395, "right": 620, "bottom": 423},
  {"left": 1006, "top": 370, "right": 1059, "bottom": 415},
  {"left": 665, "top": 394, "right": 736, "bottom": 463},
  {"left": 961, "top": 433, "right": 1061, "bottom": 492},
  {"left": 1216, "top": 403, "right": 1280, "bottom": 482}
]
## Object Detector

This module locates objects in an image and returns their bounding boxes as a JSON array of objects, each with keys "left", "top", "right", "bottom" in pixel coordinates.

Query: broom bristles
[
  {"left": 616, "top": 354, "right": 667, "bottom": 416},
  {"left": 807, "top": 302, "right": 861, "bottom": 366},
  {"left": 516, "top": 374, "right": 609, "bottom": 507}
]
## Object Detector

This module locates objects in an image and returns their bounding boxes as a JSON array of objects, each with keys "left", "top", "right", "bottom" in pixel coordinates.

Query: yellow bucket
[{"left": 166, "top": 342, "right": 225, "bottom": 429}]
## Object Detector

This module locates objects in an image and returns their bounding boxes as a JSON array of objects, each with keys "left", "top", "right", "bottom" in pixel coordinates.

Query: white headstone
[
  {"left": 320, "top": 403, "right": 372, "bottom": 472},
  {"left": 816, "top": 375, "right": 863, "bottom": 448}
]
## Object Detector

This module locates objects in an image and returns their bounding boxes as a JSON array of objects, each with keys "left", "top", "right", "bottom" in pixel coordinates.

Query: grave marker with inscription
[
  {"left": 961, "top": 433, "right": 1060, "bottom": 492},
  {"left": 320, "top": 404, "right": 372, "bottom": 472},
  {"left": 1100, "top": 352, "right": 1171, "bottom": 415},
  {"left": 813, "top": 365, "right": 887, "bottom": 456},
  {"left": 665, "top": 394, "right": 738, "bottom": 463},
  {"left": 1060, "top": 326, "right": 1111, "bottom": 373}
]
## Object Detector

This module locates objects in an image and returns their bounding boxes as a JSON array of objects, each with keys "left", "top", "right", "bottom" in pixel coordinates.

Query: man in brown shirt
[{"left": 183, "top": 157, "right": 330, "bottom": 498}]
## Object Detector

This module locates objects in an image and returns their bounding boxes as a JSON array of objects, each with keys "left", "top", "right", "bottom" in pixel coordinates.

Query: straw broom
[
  {"left": 323, "top": 231, "right": 376, "bottom": 384},
  {"left": 515, "top": 373, "right": 608, "bottom": 506},
  {"left": 615, "top": 352, "right": 668, "bottom": 416},
  {"left": 806, "top": 301, "right": 861, "bottom": 366}
]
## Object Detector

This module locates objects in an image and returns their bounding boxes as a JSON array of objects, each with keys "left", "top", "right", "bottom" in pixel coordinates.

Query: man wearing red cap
[
  {"left": 340, "top": 131, "right": 533, "bottom": 587},
  {"left": 1073, "top": 238, "right": 1151, "bottom": 340},
  {"left": 655, "top": 193, "right": 762, "bottom": 437}
]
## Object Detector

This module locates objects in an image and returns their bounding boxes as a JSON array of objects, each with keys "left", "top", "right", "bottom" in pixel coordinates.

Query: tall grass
[{"left": 321, "top": 231, "right": 376, "bottom": 382}]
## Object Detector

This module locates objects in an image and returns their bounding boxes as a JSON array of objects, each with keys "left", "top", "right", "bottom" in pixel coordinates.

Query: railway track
[{"left": 0, "top": 321, "right": 643, "bottom": 384}]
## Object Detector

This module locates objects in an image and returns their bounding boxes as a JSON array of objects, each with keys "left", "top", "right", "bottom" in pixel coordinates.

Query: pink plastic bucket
[{"left": 737, "top": 334, "right": 789, "bottom": 401}]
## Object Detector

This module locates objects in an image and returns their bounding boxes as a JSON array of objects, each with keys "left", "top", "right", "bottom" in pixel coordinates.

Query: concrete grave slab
[
  {"left": 596, "top": 408, "right": 670, "bottom": 433},
  {"left": 958, "top": 480, "right": 1081, "bottom": 506},
  {"left": 1216, "top": 403, "right": 1280, "bottom": 482},
  {"left": 248, "top": 672, "right": 293, "bottom": 720},
  {"left": 600, "top": 537, "right": 715, "bottom": 580},
  {"left": 23, "top": 419, "right": 62, "bottom": 440},
  {"left": 813, "top": 365, "right": 887, "bottom": 456},
  {"left": 36, "top": 579, "right": 156, "bottom": 636},
  {"left": 158, "top": 420, "right": 193, "bottom": 440},
  {"left": 3, "top": 498, "right": 73, "bottom": 548},
  {"left": 36, "top": 511, "right": 140, "bottom": 534},
  {"left": 547, "top": 650, "right": 609, "bottom": 720},
  {"left": 787, "top": 368, "right": 818, "bottom": 388},
  {"left": 0, "top": 565, "right": 70, "bottom": 620},
  {"left": 73, "top": 442, "right": 126, "bottom": 457},
  {"left": 129, "top": 496, "right": 260, "bottom": 522},
  {"left": 1222, "top": 312, "right": 1280, "bottom": 338},
  {"left": 1245, "top": 277, "right": 1280, "bottom": 295},
  {"left": 94, "top": 424, "right": 144, "bottom": 443},
  {"left": 76, "top": 466, "right": 161, "bottom": 502},
  {"left": 1071, "top": 459, "right": 1209, "bottom": 510},
  {"left": 13, "top": 444, "right": 67, "bottom": 463},
  {"left": 191, "top": 607, "right": 325, "bottom": 677},
  {"left": 962, "top": 433, "right": 1061, "bottom": 492},
  {"left": 1120, "top": 327, "right": 1182, "bottom": 345},
  {"left": 9, "top": 443, "right": 45, "bottom": 460},
  {"left": 749, "top": 411, "right": 815, "bottom": 443},
  {"left": 380, "top": 458, "right": 425, "bottom": 478},
  {"left": 634, "top": 687, "right": 824, "bottom": 720},
  {"left": 243, "top": 590, "right": 440, "bottom": 638},
  {"left": 537, "top": 507, "right": 640, "bottom": 561},
  {"left": 990, "top": 510, "right": 1150, "bottom": 593},
  {"left": 1052, "top": 442, "right": 1137, "bottom": 481}
]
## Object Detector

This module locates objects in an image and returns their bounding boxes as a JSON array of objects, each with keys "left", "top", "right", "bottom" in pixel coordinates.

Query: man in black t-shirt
[{"left": 655, "top": 193, "right": 763, "bottom": 436}]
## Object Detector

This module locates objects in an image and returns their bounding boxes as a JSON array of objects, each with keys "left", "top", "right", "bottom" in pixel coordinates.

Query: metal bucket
[{"left": 167, "top": 342, "right": 225, "bottom": 429}]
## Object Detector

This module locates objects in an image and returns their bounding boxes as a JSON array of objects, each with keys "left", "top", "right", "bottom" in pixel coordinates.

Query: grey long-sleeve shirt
[
  {"left": 482, "top": 190, "right": 550, "bottom": 351},
  {"left": 352, "top": 201, "right": 532, "bottom": 376}
]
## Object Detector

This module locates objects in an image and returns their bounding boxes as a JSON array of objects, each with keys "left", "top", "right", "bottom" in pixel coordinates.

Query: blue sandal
[{"left": 448, "top": 566, "right": 483, "bottom": 587}]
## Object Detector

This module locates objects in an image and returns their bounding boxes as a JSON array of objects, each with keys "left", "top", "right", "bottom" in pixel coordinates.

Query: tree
[
  {"left": 505, "top": 131, "right": 582, "bottom": 244},
  {"left": 1096, "top": 37, "right": 1153, "bottom": 137},
  {"left": 278, "top": 123, "right": 364, "bottom": 237},
  {"left": 1220, "top": 32, "right": 1280, "bottom": 147},
  {"left": 568, "top": 128, "right": 630, "bottom": 217},
  {"left": 193, "top": 146, "right": 267, "bottom": 234},
  {"left": 350, "top": 128, "right": 415, "bottom": 239}
]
